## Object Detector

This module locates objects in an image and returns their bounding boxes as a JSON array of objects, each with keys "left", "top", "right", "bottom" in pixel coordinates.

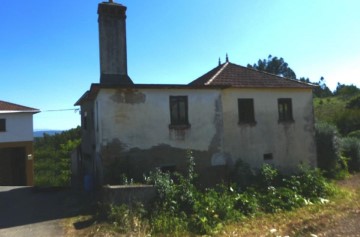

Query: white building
[
  {"left": 0, "top": 100, "right": 39, "bottom": 185},
  {"left": 75, "top": 1, "right": 317, "bottom": 186}
]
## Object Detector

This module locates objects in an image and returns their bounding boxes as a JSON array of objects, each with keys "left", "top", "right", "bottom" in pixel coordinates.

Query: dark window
[
  {"left": 0, "top": 119, "right": 6, "bottom": 132},
  {"left": 238, "top": 99, "right": 255, "bottom": 123},
  {"left": 82, "top": 112, "right": 88, "bottom": 130},
  {"left": 263, "top": 153, "right": 273, "bottom": 160},
  {"left": 278, "top": 98, "right": 293, "bottom": 122},
  {"left": 170, "top": 96, "right": 189, "bottom": 126},
  {"left": 160, "top": 165, "right": 176, "bottom": 173}
]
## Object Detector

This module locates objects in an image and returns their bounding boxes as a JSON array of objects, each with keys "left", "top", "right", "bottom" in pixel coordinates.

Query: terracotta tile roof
[
  {"left": 189, "top": 62, "right": 315, "bottom": 88},
  {"left": 0, "top": 100, "right": 39, "bottom": 113}
]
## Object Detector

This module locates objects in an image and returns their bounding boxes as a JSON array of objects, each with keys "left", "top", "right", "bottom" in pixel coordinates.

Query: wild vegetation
[
  {"left": 34, "top": 126, "right": 81, "bottom": 186},
  {"left": 84, "top": 151, "right": 335, "bottom": 236}
]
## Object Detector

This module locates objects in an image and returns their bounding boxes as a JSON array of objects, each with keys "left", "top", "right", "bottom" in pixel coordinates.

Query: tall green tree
[
  {"left": 334, "top": 83, "right": 360, "bottom": 97},
  {"left": 34, "top": 127, "right": 81, "bottom": 187},
  {"left": 247, "top": 55, "right": 296, "bottom": 79},
  {"left": 313, "top": 77, "right": 333, "bottom": 98}
]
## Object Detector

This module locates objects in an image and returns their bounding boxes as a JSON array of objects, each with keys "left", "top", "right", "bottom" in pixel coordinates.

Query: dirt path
[
  {"left": 315, "top": 174, "right": 360, "bottom": 237},
  {"left": 0, "top": 187, "right": 85, "bottom": 237}
]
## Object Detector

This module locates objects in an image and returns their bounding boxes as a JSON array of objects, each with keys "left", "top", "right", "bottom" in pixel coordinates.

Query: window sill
[
  {"left": 238, "top": 121, "right": 257, "bottom": 126},
  {"left": 278, "top": 119, "right": 294, "bottom": 124},
  {"left": 168, "top": 124, "right": 191, "bottom": 130}
]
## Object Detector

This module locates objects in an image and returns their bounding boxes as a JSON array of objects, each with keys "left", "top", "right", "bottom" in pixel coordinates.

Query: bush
[
  {"left": 234, "top": 190, "right": 259, "bottom": 215},
  {"left": 107, "top": 202, "right": 147, "bottom": 233},
  {"left": 341, "top": 137, "right": 360, "bottom": 172},
  {"left": 105, "top": 155, "right": 337, "bottom": 236},
  {"left": 346, "top": 94, "right": 360, "bottom": 109},
  {"left": 348, "top": 130, "right": 360, "bottom": 139},
  {"left": 230, "top": 159, "right": 256, "bottom": 188},
  {"left": 315, "top": 122, "right": 342, "bottom": 178},
  {"left": 284, "top": 167, "right": 332, "bottom": 200},
  {"left": 256, "top": 164, "right": 280, "bottom": 188},
  {"left": 259, "top": 187, "right": 304, "bottom": 213}
]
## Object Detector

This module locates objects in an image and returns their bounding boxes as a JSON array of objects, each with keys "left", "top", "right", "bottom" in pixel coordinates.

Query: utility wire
[{"left": 41, "top": 108, "right": 80, "bottom": 113}]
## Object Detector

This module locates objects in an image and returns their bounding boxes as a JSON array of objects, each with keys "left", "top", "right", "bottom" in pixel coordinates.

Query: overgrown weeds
[{"left": 96, "top": 152, "right": 336, "bottom": 236}]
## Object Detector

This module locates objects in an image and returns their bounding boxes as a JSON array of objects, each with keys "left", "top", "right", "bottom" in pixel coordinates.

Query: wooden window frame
[
  {"left": 238, "top": 98, "right": 256, "bottom": 124},
  {"left": 169, "top": 96, "right": 190, "bottom": 129},
  {"left": 278, "top": 98, "right": 294, "bottom": 122}
]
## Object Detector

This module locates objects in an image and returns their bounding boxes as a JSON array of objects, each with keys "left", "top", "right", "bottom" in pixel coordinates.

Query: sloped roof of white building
[{"left": 0, "top": 100, "right": 40, "bottom": 114}]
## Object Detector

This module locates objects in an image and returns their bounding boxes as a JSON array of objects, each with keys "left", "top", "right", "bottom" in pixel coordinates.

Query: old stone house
[
  {"left": 75, "top": 1, "right": 317, "bottom": 186},
  {"left": 0, "top": 100, "right": 39, "bottom": 186}
]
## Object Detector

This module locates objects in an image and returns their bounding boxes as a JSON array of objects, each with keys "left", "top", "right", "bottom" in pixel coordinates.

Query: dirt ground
[{"left": 315, "top": 173, "right": 360, "bottom": 237}]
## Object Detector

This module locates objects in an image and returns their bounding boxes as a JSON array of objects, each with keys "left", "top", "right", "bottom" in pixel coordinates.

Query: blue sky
[{"left": 1, "top": 0, "right": 359, "bottom": 130}]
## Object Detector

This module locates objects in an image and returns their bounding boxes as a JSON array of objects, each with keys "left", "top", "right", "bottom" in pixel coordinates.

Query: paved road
[{"left": 0, "top": 186, "right": 85, "bottom": 237}]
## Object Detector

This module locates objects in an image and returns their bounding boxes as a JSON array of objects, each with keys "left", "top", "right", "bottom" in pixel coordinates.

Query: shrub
[
  {"left": 341, "top": 137, "right": 360, "bottom": 172},
  {"left": 107, "top": 203, "right": 147, "bottom": 233},
  {"left": 230, "top": 159, "right": 256, "bottom": 188},
  {"left": 259, "top": 187, "right": 304, "bottom": 213},
  {"left": 134, "top": 154, "right": 336, "bottom": 235},
  {"left": 346, "top": 94, "right": 360, "bottom": 109},
  {"left": 284, "top": 167, "right": 332, "bottom": 200},
  {"left": 348, "top": 130, "right": 360, "bottom": 139},
  {"left": 257, "top": 164, "right": 280, "bottom": 189},
  {"left": 315, "top": 122, "right": 342, "bottom": 177},
  {"left": 234, "top": 190, "right": 259, "bottom": 215}
]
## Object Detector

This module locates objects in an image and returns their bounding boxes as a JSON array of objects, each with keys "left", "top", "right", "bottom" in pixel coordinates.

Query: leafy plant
[
  {"left": 107, "top": 202, "right": 147, "bottom": 233},
  {"left": 341, "top": 137, "right": 360, "bottom": 172},
  {"left": 257, "top": 164, "right": 280, "bottom": 188},
  {"left": 315, "top": 122, "right": 342, "bottom": 178}
]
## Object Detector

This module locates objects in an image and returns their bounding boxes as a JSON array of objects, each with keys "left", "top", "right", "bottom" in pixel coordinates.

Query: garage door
[{"left": 0, "top": 147, "right": 26, "bottom": 186}]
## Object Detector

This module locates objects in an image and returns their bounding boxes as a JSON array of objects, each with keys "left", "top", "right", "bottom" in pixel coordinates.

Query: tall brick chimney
[{"left": 98, "top": 1, "right": 133, "bottom": 84}]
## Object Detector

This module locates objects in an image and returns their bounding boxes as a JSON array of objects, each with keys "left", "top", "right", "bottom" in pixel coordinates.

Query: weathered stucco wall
[
  {"left": 94, "top": 88, "right": 227, "bottom": 185},
  {"left": 81, "top": 86, "right": 317, "bottom": 186},
  {"left": 221, "top": 88, "right": 317, "bottom": 172},
  {"left": 96, "top": 88, "right": 221, "bottom": 151}
]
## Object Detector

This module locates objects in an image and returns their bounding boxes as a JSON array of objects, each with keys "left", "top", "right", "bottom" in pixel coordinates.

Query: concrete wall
[
  {"left": 221, "top": 88, "right": 317, "bottom": 172},
  {"left": 0, "top": 113, "right": 34, "bottom": 143}
]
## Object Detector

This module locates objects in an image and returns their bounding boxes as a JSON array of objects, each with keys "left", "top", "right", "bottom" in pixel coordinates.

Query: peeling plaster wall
[
  {"left": 221, "top": 88, "right": 317, "bottom": 172},
  {"left": 96, "top": 88, "right": 221, "bottom": 151},
  {"left": 82, "top": 86, "right": 316, "bottom": 185},
  {"left": 94, "top": 88, "right": 227, "bottom": 185}
]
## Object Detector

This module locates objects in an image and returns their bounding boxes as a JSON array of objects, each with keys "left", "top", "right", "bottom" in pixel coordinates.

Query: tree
[
  {"left": 313, "top": 77, "right": 333, "bottom": 98},
  {"left": 247, "top": 55, "right": 296, "bottom": 79},
  {"left": 334, "top": 83, "right": 360, "bottom": 97},
  {"left": 34, "top": 127, "right": 81, "bottom": 187}
]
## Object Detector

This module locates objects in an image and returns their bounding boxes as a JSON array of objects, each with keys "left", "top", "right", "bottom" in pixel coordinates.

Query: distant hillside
[
  {"left": 314, "top": 93, "right": 360, "bottom": 135},
  {"left": 33, "top": 130, "right": 63, "bottom": 137}
]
